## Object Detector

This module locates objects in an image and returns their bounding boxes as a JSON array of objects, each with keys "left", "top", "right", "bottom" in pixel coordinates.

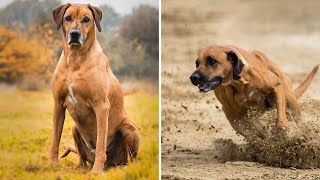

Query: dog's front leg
[
  {"left": 50, "top": 100, "right": 66, "bottom": 164},
  {"left": 91, "top": 100, "right": 110, "bottom": 174},
  {"left": 273, "top": 84, "right": 289, "bottom": 130}
]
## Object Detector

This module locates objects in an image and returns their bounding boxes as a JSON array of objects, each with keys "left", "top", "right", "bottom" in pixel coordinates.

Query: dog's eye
[
  {"left": 65, "top": 15, "right": 72, "bottom": 22},
  {"left": 195, "top": 59, "right": 200, "bottom": 68},
  {"left": 82, "top": 16, "right": 90, "bottom": 23},
  {"left": 206, "top": 57, "right": 217, "bottom": 66}
]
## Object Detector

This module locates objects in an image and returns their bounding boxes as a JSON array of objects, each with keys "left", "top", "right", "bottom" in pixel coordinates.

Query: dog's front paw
[
  {"left": 278, "top": 126, "right": 288, "bottom": 131},
  {"left": 276, "top": 119, "right": 289, "bottom": 130},
  {"left": 91, "top": 161, "right": 105, "bottom": 174},
  {"left": 90, "top": 167, "right": 104, "bottom": 174},
  {"left": 50, "top": 158, "right": 59, "bottom": 165}
]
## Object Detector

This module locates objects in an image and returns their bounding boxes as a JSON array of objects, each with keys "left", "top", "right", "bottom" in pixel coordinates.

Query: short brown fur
[
  {"left": 50, "top": 4, "right": 140, "bottom": 174},
  {"left": 191, "top": 45, "right": 318, "bottom": 139}
]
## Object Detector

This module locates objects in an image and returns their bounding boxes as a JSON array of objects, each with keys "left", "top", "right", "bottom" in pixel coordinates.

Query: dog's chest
[
  {"left": 60, "top": 69, "right": 91, "bottom": 107},
  {"left": 63, "top": 80, "right": 93, "bottom": 121},
  {"left": 67, "top": 83, "right": 77, "bottom": 106},
  {"left": 234, "top": 87, "right": 266, "bottom": 110}
]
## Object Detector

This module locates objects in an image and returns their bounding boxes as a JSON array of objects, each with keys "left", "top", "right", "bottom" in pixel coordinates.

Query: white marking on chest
[
  {"left": 248, "top": 90, "right": 256, "bottom": 98},
  {"left": 240, "top": 90, "right": 258, "bottom": 104},
  {"left": 68, "top": 83, "right": 77, "bottom": 106}
]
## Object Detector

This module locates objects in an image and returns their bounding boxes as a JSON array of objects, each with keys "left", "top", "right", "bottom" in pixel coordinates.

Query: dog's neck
[
  {"left": 62, "top": 31, "right": 98, "bottom": 70},
  {"left": 227, "top": 67, "right": 251, "bottom": 91}
]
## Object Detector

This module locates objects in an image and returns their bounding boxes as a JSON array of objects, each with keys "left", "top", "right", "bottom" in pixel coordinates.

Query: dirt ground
[{"left": 161, "top": 0, "right": 320, "bottom": 179}]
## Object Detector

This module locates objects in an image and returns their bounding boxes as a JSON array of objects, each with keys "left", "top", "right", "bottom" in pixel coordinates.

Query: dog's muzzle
[
  {"left": 68, "top": 30, "right": 82, "bottom": 46},
  {"left": 190, "top": 72, "right": 222, "bottom": 93}
]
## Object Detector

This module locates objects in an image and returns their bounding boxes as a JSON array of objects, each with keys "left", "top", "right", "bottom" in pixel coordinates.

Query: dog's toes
[
  {"left": 279, "top": 125, "right": 290, "bottom": 133},
  {"left": 50, "top": 158, "right": 59, "bottom": 165},
  {"left": 90, "top": 168, "right": 104, "bottom": 174},
  {"left": 270, "top": 126, "right": 289, "bottom": 139},
  {"left": 276, "top": 119, "right": 290, "bottom": 130},
  {"left": 280, "top": 126, "right": 287, "bottom": 131}
]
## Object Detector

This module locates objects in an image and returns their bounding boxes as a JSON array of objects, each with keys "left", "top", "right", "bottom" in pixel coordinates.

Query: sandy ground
[{"left": 161, "top": 0, "right": 320, "bottom": 179}]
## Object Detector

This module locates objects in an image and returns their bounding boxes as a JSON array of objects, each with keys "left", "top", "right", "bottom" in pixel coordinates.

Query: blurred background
[
  {"left": 0, "top": 0, "right": 159, "bottom": 93},
  {"left": 0, "top": 1, "right": 159, "bottom": 179}
]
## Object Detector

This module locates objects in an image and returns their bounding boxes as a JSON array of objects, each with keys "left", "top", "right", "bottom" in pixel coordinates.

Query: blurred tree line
[{"left": 0, "top": 0, "right": 159, "bottom": 90}]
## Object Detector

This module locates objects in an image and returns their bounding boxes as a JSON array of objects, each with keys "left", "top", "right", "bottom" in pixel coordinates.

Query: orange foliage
[{"left": 0, "top": 24, "right": 59, "bottom": 82}]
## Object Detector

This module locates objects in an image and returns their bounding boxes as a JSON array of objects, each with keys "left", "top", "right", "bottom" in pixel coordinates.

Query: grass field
[{"left": 0, "top": 91, "right": 159, "bottom": 179}]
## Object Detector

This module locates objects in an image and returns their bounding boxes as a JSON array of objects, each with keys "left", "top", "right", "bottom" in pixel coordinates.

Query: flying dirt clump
[
  {"left": 235, "top": 99, "right": 320, "bottom": 169},
  {"left": 214, "top": 122, "right": 320, "bottom": 169},
  {"left": 246, "top": 130, "right": 320, "bottom": 168}
]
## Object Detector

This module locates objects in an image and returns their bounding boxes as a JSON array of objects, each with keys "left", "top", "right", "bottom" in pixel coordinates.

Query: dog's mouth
[
  {"left": 197, "top": 77, "right": 222, "bottom": 93},
  {"left": 68, "top": 36, "right": 82, "bottom": 46},
  {"left": 68, "top": 41, "right": 81, "bottom": 46}
]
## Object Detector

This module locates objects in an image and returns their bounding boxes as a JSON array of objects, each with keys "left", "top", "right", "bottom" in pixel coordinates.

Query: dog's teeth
[{"left": 198, "top": 84, "right": 206, "bottom": 89}]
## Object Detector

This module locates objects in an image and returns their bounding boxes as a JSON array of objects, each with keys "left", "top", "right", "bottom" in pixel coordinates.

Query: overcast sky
[{"left": 0, "top": 0, "right": 159, "bottom": 15}]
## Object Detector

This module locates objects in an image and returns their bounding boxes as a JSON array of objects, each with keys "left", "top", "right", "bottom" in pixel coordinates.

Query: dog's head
[
  {"left": 190, "top": 46, "right": 245, "bottom": 93},
  {"left": 52, "top": 4, "right": 102, "bottom": 47}
]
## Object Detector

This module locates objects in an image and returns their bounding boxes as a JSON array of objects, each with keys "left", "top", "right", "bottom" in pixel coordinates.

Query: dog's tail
[
  {"left": 294, "top": 65, "right": 319, "bottom": 98},
  {"left": 60, "top": 146, "right": 77, "bottom": 158}
]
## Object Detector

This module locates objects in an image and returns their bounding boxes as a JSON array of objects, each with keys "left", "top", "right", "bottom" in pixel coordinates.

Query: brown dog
[
  {"left": 190, "top": 45, "right": 318, "bottom": 139},
  {"left": 50, "top": 4, "right": 140, "bottom": 174}
]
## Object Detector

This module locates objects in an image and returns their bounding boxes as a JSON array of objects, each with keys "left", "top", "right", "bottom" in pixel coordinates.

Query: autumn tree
[
  {"left": 0, "top": 25, "right": 57, "bottom": 88},
  {"left": 99, "top": 5, "right": 121, "bottom": 35},
  {"left": 119, "top": 5, "right": 159, "bottom": 60},
  {"left": 0, "top": 0, "right": 60, "bottom": 30},
  {"left": 102, "top": 36, "right": 154, "bottom": 80}
]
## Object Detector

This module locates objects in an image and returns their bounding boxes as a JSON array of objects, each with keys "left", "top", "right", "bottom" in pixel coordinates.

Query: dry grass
[
  {"left": 121, "top": 81, "right": 159, "bottom": 96},
  {"left": 0, "top": 91, "right": 158, "bottom": 179}
]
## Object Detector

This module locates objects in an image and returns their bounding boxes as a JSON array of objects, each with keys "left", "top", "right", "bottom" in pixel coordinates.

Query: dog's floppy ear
[
  {"left": 52, "top": 3, "right": 71, "bottom": 30},
  {"left": 226, "top": 51, "right": 245, "bottom": 80},
  {"left": 89, "top": 5, "right": 102, "bottom": 32}
]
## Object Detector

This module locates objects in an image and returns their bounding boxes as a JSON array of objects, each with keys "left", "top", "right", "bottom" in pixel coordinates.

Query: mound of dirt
[
  {"left": 247, "top": 137, "right": 320, "bottom": 168},
  {"left": 212, "top": 99, "right": 320, "bottom": 169}
]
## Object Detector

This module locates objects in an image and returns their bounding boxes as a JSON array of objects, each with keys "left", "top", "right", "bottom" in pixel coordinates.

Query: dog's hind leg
[
  {"left": 104, "top": 117, "right": 140, "bottom": 169},
  {"left": 72, "top": 125, "right": 94, "bottom": 168},
  {"left": 286, "top": 91, "right": 302, "bottom": 126},
  {"left": 120, "top": 118, "right": 140, "bottom": 161},
  {"left": 105, "top": 131, "right": 128, "bottom": 169},
  {"left": 105, "top": 118, "right": 140, "bottom": 169},
  {"left": 273, "top": 85, "right": 290, "bottom": 130}
]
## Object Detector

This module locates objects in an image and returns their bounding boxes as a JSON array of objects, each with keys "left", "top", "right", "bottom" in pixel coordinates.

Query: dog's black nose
[
  {"left": 70, "top": 30, "right": 81, "bottom": 37},
  {"left": 190, "top": 73, "right": 200, "bottom": 81},
  {"left": 190, "top": 72, "right": 201, "bottom": 85}
]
